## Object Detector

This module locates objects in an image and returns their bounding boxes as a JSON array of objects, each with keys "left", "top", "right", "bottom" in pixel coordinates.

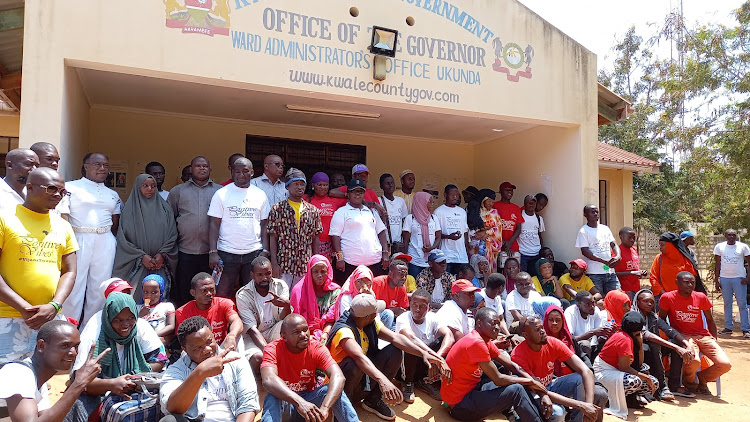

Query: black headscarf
[
  {"left": 658, "top": 232, "right": 705, "bottom": 292},
  {"left": 467, "top": 188, "right": 496, "bottom": 230},
  {"left": 621, "top": 311, "right": 646, "bottom": 367}
]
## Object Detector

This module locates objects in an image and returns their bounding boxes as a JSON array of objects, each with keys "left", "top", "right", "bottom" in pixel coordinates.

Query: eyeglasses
[
  {"left": 38, "top": 184, "right": 68, "bottom": 196},
  {"left": 269, "top": 162, "right": 284, "bottom": 168},
  {"left": 85, "top": 162, "right": 110, "bottom": 169}
]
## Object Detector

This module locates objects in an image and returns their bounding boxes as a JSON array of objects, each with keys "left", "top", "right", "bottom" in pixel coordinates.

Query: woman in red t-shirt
[
  {"left": 543, "top": 305, "right": 578, "bottom": 376},
  {"left": 306, "top": 172, "right": 345, "bottom": 261}
]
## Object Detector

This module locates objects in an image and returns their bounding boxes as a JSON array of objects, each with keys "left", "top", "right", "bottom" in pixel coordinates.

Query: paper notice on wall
[{"left": 106, "top": 160, "right": 128, "bottom": 197}]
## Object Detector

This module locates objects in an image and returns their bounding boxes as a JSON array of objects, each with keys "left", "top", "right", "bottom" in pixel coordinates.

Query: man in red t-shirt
[
  {"left": 615, "top": 227, "right": 647, "bottom": 298},
  {"left": 372, "top": 259, "right": 410, "bottom": 330},
  {"left": 492, "top": 181, "right": 524, "bottom": 255},
  {"left": 175, "top": 272, "right": 243, "bottom": 349},
  {"left": 260, "top": 314, "right": 359, "bottom": 422},
  {"left": 512, "top": 316, "right": 604, "bottom": 422},
  {"left": 658, "top": 271, "right": 731, "bottom": 393},
  {"left": 440, "top": 307, "right": 546, "bottom": 421}
]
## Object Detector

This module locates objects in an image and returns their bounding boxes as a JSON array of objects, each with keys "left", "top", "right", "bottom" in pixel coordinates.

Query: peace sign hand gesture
[
  {"left": 265, "top": 291, "right": 291, "bottom": 310},
  {"left": 198, "top": 348, "right": 240, "bottom": 378}
]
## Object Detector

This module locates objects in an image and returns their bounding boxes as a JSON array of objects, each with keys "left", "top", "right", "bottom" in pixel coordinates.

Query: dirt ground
[{"left": 47, "top": 291, "right": 747, "bottom": 421}]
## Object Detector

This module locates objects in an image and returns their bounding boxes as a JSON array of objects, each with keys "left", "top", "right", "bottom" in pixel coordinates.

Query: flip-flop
[
  {"left": 658, "top": 389, "right": 675, "bottom": 401},
  {"left": 672, "top": 388, "right": 696, "bottom": 398}
]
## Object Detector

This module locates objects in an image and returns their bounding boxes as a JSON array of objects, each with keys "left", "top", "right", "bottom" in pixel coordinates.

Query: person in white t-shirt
[
  {"left": 575, "top": 204, "right": 621, "bottom": 297},
  {"left": 378, "top": 173, "right": 408, "bottom": 249},
  {"left": 396, "top": 289, "right": 455, "bottom": 403},
  {"left": 518, "top": 195, "right": 545, "bottom": 274},
  {"left": 564, "top": 290, "right": 613, "bottom": 359},
  {"left": 504, "top": 272, "right": 542, "bottom": 331},
  {"left": 402, "top": 192, "right": 441, "bottom": 277},
  {"left": 145, "top": 161, "right": 170, "bottom": 200},
  {"left": 207, "top": 158, "right": 271, "bottom": 299},
  {"left": 714, "top": 229, "right": 750, "bottom": 336},
  {"left": 0, "top": 320, "right": 105, "bottom": 422},
  {"left": 435, "top": 279, "right": 479, "bottom": 342},
  {"left": 474, "top": 273, "right": 510, "bottom": 336},
  {"left": 433, "top": 184, "right": 470, "bottom": 276},
  {"left": 0, "top": 148, "right": 38, "bottom": 214}
]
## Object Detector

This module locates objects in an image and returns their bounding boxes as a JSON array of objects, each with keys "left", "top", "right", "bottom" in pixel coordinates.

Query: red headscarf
[
  {"left": 543, "top": 305, "right": 574, "bottom": 376},
  {"left": 290, "top": 255, "right": 340, "bottom": 333},
  {"left": 412, "top": 192, "right": 433, "bottom": 260},
  {"left": 322, "top": 265, "right": 374, "bottom": 323},
  {"left": 604, "top": 289, "right": 631, "bottom": 327}
]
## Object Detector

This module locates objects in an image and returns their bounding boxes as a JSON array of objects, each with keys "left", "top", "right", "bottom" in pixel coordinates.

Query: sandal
[
  {"left": 671, "top": 387, "right": 696, "bottom": 398},
  {"left": 658, "top": 388, "right": 675, "bottom": 401}
]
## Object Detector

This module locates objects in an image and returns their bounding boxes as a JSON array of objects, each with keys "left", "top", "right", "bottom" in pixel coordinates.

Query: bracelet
[
  {"left": 209, "top": 249, "right": 218, "bottom": 254},
  {"left": 48, "top": 301, "right": 62, "bottom": 314},
  {"left": 335, "top": 251, "right": 344, "bottom": 261}
]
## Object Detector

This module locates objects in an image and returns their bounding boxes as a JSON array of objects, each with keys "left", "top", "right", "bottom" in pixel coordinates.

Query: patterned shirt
[
  {"left": 267, "top": 200, "right": 323, "bottom": 276},
  {"left": 415, "top": 267, "right": 456, "bottom": 304}
]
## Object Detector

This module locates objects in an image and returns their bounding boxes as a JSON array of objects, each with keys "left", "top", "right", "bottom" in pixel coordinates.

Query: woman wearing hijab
[
  {"left": 467, "top": 188, "right": 503, "bottom": 272},
  {"left": 321, "top": 265, "right": 377, "bottom": 324},
  {"left": 531, "top": 258, "right": 569, "bottom": 308},
  {"left": 470, "top": 254, "right": 490, "bottom": 289},
  {"left": 72, "top": 292, "right": 167, "bottom": 415},
  {"left": 631, "top": 289, "right": 696, "bottom": 399},
  {"left": 603, "top": 290, "right": 631, "bottom": 327},
  {"left": 594, "top": 311, "right": 659, "bottom": 418},
  {"left": 112, "top": 174, "right": 178, "bottom": 302},
  {"left": 503, "top": 256, "right": 521, "bottom": 293},
  {"left": 649, "top": 232, "right": 704, "bottom": 296},
  {"left": 305, "top": 172, "right": 345, "bottom": 261},
  {"left": 402, "top": 191, "right": 441, "bottom": 278},
  {"left": 543, "top": 305, "right": 579, "bottom": 376},
  {"left": 290, "top": 255, "right": 341, "bottom": 343}
]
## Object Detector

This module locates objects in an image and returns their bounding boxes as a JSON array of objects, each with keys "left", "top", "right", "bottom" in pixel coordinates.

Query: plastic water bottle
[{"left": 212, "top": 260, "right": 223, "bottom": 286}]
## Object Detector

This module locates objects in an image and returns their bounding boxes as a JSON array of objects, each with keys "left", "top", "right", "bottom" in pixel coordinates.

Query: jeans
[
  {"left": 338, "top": 344, "right": 403, "bottom": 403},
  {"left": 380, "top": 309, "right": 396, "bottom": 331},
  {"left": 261, "top": 385, "right": 359, "bottom": 422},
  {"left": 217, "top": 249, "right": 263, "bottom": 299},
  {"left": 403, "top": 338, "right": 442, "bottom": 383},
  {"left": 546, "top": 373, "right": 586, "bottom": 422},
  {"left": 588, "top": 273, "right": 620, "bottom": 297},
  {"left": 451, "top": 382, "right": 542, "bottom": 422},
  {"left": 408, "top": 263, "right": 426, "bottom": 279},
  {"left": 520, "top": 254, "right": 540, "bottom": 274},
  {"left": 720, "top": 277, "right": 749, "bottom": 332},
  {"left": 174, "top": 252, "right": 211, "bottom": 308},
  {"left": 335, "top": 262, "right": 386, "bottom": 284},
  {"left": 644, "top": 339, "right": 683, "bottom": 392}
]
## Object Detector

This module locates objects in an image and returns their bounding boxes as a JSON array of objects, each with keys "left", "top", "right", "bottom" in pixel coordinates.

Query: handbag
[{"left": 100, "top": 384, "right": 161, "bottom": 422}]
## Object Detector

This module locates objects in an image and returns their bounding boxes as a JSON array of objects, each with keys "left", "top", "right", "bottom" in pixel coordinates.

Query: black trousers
[
  {"left": 403, "top": 338, "right": 442, "bottom": 383},
  {"left": 644, "top": 339, "right": 684, "bottom": 392},
  {"left": 334, "top": 261, "right": 386, "bottom": 284},
  {"left": 338, "top": 344, "right": 403, "bottom": 403},
  {"left": 174, "top": 252, "right": 211, "bottom": 308}
]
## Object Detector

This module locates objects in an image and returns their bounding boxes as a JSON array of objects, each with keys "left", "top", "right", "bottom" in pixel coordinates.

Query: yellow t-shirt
[
  {"left": 288, "top": 199, "right": 302, "bottom": 227},
  {"left": 404, "top": 275, "right": 417, "bottom": 293},
  {"left": 329, "top": 319, "right": 383, "bottom": 363},
  {"left": 559, "top": 273, "right": 595, "bottom": 301},
  {"left": 0, "top": 205, "right": 78, "bottom": 318}
]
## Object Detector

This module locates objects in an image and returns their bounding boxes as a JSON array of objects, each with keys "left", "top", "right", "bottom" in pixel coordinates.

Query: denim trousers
[
  {"left": 450, "top": 381, "right": 543, "bottom": 422},
  {"left": 720, "top": 276, "right": 749, "bottom": 332},
  {"left": 217, "top": 249, "right": 262, "bottom": 299},
  {"left": 588, "top": 273, "right": 620, "bottom": 297},
  {"left": 261, "top": 385, "right": 359, "bottom": 422}
]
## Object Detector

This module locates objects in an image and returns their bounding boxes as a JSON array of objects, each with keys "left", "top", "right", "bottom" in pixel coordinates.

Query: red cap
[
  {"left": 104, "top": 279, "right": 133, "bottom": 298},
  {"left": 499, "top": 181, "right": 517, "bottom": 190},
  {"left": 390, "top": 252, "right": 413, "bottom": 263},
  {"left": 451, "top": 279, "right": 481, "bottom": 295},
  {"left": 569, "top": 259, "right": 588, "bottom": 271}
]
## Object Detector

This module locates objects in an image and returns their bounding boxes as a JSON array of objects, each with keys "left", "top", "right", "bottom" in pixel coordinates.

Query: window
[
  {"left": 245, "top": 135, "right": 366, "bottom": 184},
  {"left": 0, "top": 136, "right": 20, "bottom": 177},
  {"left": 599, "top": 179, "right": 608, "bottom": 226}
]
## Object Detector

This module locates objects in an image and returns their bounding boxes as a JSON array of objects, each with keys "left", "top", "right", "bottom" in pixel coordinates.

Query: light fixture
[
  {"left": 369, "top": 26, "right": 398, "bottom": 81},
  {"left": 286, "top": 104, "right": 381, "bottom": 119},
  {"left": 492, "top": 128, "right": 504, "bottom": 132}
]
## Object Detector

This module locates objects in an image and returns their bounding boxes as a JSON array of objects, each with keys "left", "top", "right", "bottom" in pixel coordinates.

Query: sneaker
[
  {"left": 362, "top": 398, "right": 396, "bottom": 421},
  {"left": 416, "top": 380, "right": 442, "bottom": 401},
  {"left": 743, "top": 331, "right": 750, "bottom": 339},
  {"left": 718, "top": 328, "right": 733, "bottom": 335},
  {"left": 402, "top": 382, "right": 415, "bottom": 404}
]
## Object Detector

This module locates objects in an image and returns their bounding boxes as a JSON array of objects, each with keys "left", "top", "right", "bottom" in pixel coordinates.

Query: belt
[{"left": 72, "top": 225, "right": 112, "bottom": 234}]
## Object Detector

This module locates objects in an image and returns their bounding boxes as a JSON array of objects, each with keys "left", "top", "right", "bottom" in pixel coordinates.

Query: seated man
[
  {"left": 415, "top": 250, "right": 456, "bottom": 310},
  {"left": 175, "top": 272, "right": 244, "bottom": 352},
  {"left": 560, "top": 259, "right": 601, "bottom": 303},
  {"left": 505, "top": 272, "right": 542, "bottom": 332},
  {"left": 372, "top": 259, "right": 410, "bottom": 330},
  {"left": 658, "top": 271, "right": 731, "bottom": 395},
  {"left": 0, "top": 320, "right": 105, "bottom": 422},
  {"left": 327, "top": 294, "right": 449, "bottom": 420},
  {"left": 440, "top": 307, "right": 546, "bottom": 421},
  {"left": 475, "top": 273, "right": 510, "bottom": 336},
  {"left": 260, "top": 314, "right": 358, "bottom": 422},
  {"left": 564, "top": 291, "right": 613, "bottom": 359},
  {"left": 436, "top": 279, "right": 479, "bottom": 342},
  {"left": 161, "top": 316, "right": 259, "bottom": 422},
  {"left": 456, "top": 264, "right": 476, "bottom": 285},
  {"left": 512, "top": 316, "right": 605, "bottom": 422},
  {"left": 236, "top": 256, "right": 291, "bottom": 373},
  {"left": 396, "top": 289, "right": 455, "bottom": 402}
]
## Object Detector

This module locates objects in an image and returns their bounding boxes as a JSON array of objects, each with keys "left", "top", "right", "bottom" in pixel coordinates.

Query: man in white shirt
[
  {"left": 378, "top": 173, "right": 408, "bottom": 250},
  {"left": 433, "top": 184, "right": 470, "bottom": 276},
  {"left": 564, "top": 290, "right": 612, "bottom": 359},
  {"left": 250, "top": 154, "right": 288, "bottom": 205},
  {"left": 0, "top": 148, "right": 39, "bottom": 214},
  {"left": 714, "top": 229, "right": 750, "bottom": 336},
  {"left": 436, "top": 279, "right": 479, "bottom": 342},
  {"left": 475, "top": 273, "right": 510, "bottom": 336},
  {"left": 208, "top": 157, "right": 270, "bottom": 299},
  {"left": 574, "top": 204, "right": 621, "bottom": 297},
  {"left": 59, "top": 153, "right": 122, "bottom": 326},
  {"left": 396, "top": 289, "right": 455, "bottom": 402},
  {"left": 29, "top": 142, "right": 61, "bottom": 171},
  {"left": 518, "top": 194, "right": 545, "bottom": 275},
  {"left": 504, "top": 272, "right": 542, "bottom": 331},
  {"left": 329, "top": 178, "right": 389, "bottom": 283},
  {"left": 145, "top": 161, "right": 170, "bottom": 200}
]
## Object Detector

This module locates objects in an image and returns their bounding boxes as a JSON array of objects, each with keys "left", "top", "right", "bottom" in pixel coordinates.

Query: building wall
[
  {"left": 0, "top": 115, "right": 19, "bottom": 137},
  {"left": 599, "top": 167, "right": 634, "bottom": 233}
]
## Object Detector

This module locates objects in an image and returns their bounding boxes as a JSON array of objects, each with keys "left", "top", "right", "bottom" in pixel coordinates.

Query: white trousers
[{"left": 61, "top": 231, "right": 116, "bottom": 327}]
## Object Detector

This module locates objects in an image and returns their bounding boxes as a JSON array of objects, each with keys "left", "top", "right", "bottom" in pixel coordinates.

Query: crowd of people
[{"left": 0, "top": 145, "right": 742, "bottom": 422}]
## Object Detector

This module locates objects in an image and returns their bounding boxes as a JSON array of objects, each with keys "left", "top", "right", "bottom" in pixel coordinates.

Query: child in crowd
[
  {"left": 137, "top": 274, "right": 176, "bottom": 345},
  {"left": 615, "top": 226, "right": 647, "bottom": 299}
]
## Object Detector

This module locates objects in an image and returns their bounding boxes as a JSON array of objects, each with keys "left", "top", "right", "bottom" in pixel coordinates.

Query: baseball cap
[
  {"left": 399, "top": 169, "right": 414, "bottom": 180},
  {"left": 451, "top": 279, "right": 481, "bottom": 295},
  {"left": 352, "top": 164, "right": 369, "bottom": 175},
  {"left": 569, "top": 259, "right": 588, "bottom": 271},
  {"left": 101, "top": 278, "right": 133, "bottom": 298},
  {"left": 499, "top": 181, "right": 517, "bottom": 190},
  {"left": 680, "top": 231, "right": 695, "bottom": 240},
  {"left": 391, "top": 252, "right": 412, "bottom": 263},
  {"left": 462, "top": 185, "right": 479, "bottom": 196},
  {"left": 350, "top": 294, "right": 386, "bottom": 317},
  {"left": 428, "top": 249, "right": 447, "bottom": 262},
  {"left": 347, "top": 178, "right": 367, "bottom": 192}
]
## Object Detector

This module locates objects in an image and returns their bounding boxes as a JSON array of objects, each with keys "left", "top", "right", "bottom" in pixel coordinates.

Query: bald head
[
  {"left": 280, "top": 313, "right": 311, "bottom": 353},
  {"left": 6, "top": 148, "right": 37, "bottom": 165},
  {"left": 4, "top": 148, "right": 39, "bottom": 188},
  {"left": 281, "top": 313, "right": 307, "bottom": 333},
  {"left": 25, "top": 168, "right": 65, "bottom": 212},
  {"left": 27, "top": 167, "right": 63, "bottom": 186},
  {"left": 30, "top": 142, "right": 60, "bottom": 170}
]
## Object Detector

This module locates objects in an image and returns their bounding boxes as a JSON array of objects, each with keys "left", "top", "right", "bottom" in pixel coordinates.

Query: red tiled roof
[{"left": 598, "top": 142, "right": 660, "bottom": 169}]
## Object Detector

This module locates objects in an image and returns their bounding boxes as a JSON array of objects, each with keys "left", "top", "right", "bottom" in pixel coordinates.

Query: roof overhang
[
  {"left": 598, "top": 142, "right": 660, "bottom": 175},
  {"left": 597, "top": 82, "right": 632, "bottom": 126}
]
